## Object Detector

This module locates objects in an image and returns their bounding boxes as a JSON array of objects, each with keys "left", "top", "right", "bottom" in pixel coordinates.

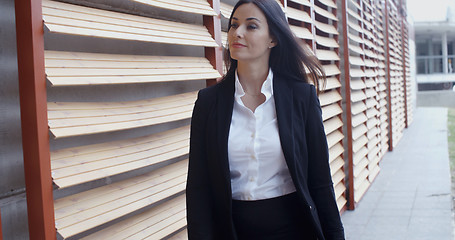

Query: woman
[{"left": 186, "top": 0, "right": 345, "bottom": 239}]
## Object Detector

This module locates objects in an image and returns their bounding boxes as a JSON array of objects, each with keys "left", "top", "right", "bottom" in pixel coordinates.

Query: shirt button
[
  {"left": 251, "top": 133, "right": 255, "bottom": 138},
  {"left": 251, "top": 155, "right": 256, "bottom": 160},
  {"left": 249, "top": 177, "right": 255, "bottom": 182}
]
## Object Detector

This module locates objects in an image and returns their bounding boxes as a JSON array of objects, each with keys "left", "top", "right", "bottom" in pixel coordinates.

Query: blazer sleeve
[
  {"left": 306, "top": 86, "right": 345, "bottom": 240},
  {"left": 186, "top": 90, "right": 214, "bottom": 239}
]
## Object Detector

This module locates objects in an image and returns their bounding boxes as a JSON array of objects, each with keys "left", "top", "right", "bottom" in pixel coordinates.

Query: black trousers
[{"left": 232, "top": 192, "right": 318, "bottom": 240}]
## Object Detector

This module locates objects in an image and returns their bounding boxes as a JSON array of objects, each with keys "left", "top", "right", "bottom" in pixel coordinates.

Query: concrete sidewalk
[{"left": 341, "top": 107, "right": 454, "bottom": 240}]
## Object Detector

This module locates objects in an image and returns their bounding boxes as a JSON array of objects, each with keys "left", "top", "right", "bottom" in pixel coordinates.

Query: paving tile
[{"left": 341, "top": 108, "right": 453, "bottom": 240}]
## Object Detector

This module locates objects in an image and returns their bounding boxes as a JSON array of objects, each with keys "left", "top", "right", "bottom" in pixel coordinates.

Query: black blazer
[{"left": 186, "top": 71, "right": 345, "bottom": 240}]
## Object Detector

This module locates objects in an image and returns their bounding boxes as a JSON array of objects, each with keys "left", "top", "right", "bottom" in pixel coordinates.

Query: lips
[{"left": 232, "top": 43, "right": 247, "bottom": 48}]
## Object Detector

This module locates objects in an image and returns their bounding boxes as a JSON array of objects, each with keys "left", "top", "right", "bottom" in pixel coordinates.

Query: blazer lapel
[
  {"left": 216, "top": 76, "right": 235, "bottom": 193},
  {"left": 273, "top": 75, "right": 296, "bottom": 172}
]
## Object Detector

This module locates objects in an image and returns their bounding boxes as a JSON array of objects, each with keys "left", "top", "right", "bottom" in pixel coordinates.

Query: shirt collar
[{"left": 234, "top": 68, "right": 274, "bottom": 101}]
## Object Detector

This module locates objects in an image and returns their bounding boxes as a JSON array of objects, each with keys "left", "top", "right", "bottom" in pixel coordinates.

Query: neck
[{"left": 237, "top": 60, "right": 270, "bottom": 94}]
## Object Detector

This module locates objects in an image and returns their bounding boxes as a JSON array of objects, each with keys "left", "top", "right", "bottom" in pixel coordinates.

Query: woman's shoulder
[
  {"left": 198, "top": 74, "right": 234, "bottom": 99},
  {"left": 275, "top": 72, "right": 315, "bottom": 93}
]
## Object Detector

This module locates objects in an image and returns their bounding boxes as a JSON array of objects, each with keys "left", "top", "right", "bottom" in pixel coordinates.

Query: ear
[{"left": 269, "top": 37, "right": 277, "bottom": 48}]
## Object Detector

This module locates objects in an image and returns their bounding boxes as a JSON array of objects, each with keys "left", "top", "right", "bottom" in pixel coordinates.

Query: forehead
[{"left": 232, "top": 3, "right": 267, "bottom": 21}]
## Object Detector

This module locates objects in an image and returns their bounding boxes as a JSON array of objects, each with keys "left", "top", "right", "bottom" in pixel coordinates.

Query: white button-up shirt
[{"left": 228, "top": 69, "right": 296, "bottom": 201}]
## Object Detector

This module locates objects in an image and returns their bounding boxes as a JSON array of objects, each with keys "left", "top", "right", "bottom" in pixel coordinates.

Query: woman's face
[{"left": 228, "top": 3, "right": 276, "bottom": 64}]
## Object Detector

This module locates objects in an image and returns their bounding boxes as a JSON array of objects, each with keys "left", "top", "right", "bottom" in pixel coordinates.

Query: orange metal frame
[
  {"left": 341, "top": 0, "right": 355, "bottom": 210},
  {"left": 204, "top": 0, "right": 223, "bottom": 86},
  {"left": 401, "top": 18, "right": 409, "bottom": 128},
  {"left": 384, "top": 0, "right": 394, "bottom": 151},
  {"left": 14, "top": 0, "right": 56, "bottom": 239}
]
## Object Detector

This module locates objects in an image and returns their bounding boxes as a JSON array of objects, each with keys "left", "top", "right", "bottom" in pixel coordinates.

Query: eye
[
  {"left": 247, "top": 24, "right": 258, "bottom": 30},
  {"left": 230, "top": 23, "right": 239, "bottom": 29}
]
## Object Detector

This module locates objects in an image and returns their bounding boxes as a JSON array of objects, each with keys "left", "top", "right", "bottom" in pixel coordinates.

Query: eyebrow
[{"left": 232, "top": 17, "right": 261, "bottom": 22}]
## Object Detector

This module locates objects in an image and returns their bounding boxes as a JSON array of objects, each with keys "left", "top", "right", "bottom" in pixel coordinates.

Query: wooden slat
[
  {"left": 323, "top": 116, "right": 343, "bottom": 135},
  {"left": 349, "top": 44, "right": 364, "bottom": 55},
  {"left": 354, "top": 178, "right": 369, "bottom": 202},
  {"left": 347, "top": 8, "right": 362, "bottom": 22},
  {"left": 330, "top": 156, "right": 345, "bottom": 175},
  {"left": 327, "top": 130, "right": 344, "bottom": 149},
  {"left": 290, "top": 0, "right": 312, "bottom": 7},
  {"left": 314, "top": 5, "right": 337, "bottom": 21},
  {"left": 42, "top": 0, "right": 218, "bottom": 47},
  {"left": 352, "top": 124, "right": 368, "bottom": 140},
  {"left": 350, "top": 79, "right": 366, "bottom": 90},
  {"left": 221, "top": 31, "right": 227, "bottom": 47},
  {"left": 316, "top": 49, "right": 340, "bottom": 61},
  {"left": 317, "top": 0, "right": 337, "bottom": 9},
  {"left": 45, "top": 51, "right": 221, "bottom": 86},
  {"left": 352, "top": 135, "right": 368, "bottom": 152},
  {"left": 347, "top": 20, "right": 363, "bottom": 33},
  {"left": 315, "top": 35, "right": 339, "bottom": 48},
  {"left": 325, "top": 77, "right": 342, "bottom": 90},
  {"left": 351, "top": 101, "right": 366, "bottom": 115},
  {"left": 132, "top": 0, "right": 216, "bottom": 16},
  {"left": 322, "top": 104, "right": 343, "bottom": 121},
  {"left": 329, "top": 143, "right": 344, "bottom": 163},
  {"left": 322, "top": 64, "right": 341, "bottom": 76},
  {"left": 287, "top": 7, "right": 312, "bottom": 23},
  {"left": 352, "top": 112, "right": 368, "bottom": 127},
  {"left": 220, "top": 2, "right": 233, "bottom": 18},
  {"left": 314, "top": 21, "right": 339, "bottom": 35},
  {"left": 51, "top": 126, "right": 190, "bottom": 188},
  {"left": 54, "top": 160, "right": 188, "bottom": 238},
  {"left": 348, "top": 33, "right": 364, "bottom": 44},
  {"left": 349, "top": 56, "right": 365, "bottom": 66},
  {"left": 81, "top": 195, "right": 186, "bottom": 240},
  {"left": 319, "top": 90, "right": 342, "bottom": 106},
  {"left": 334, "top": 180, "right": 346, "bottom": 200},
  {"left": 48, "top": 91, "right": 197, "bottom": 138},
  {"left": 290, "top": 25, "right": 313, "bottom": 40},
  {"left": 349, "top": 0, "right": 361, "bottom": 10},
  {"left": 350, "top": 68, "right": 365, "bottom": 78},
  {"left": 168, "top": 229, "right": 188, "bottom": 240},
  {"left": 351, "top": 90, "right": 367, "bottom": 102}
]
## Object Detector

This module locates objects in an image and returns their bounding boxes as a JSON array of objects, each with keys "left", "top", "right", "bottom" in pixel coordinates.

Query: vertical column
[
  {"left": 204, "top": 0, "right": 223, "bottom": 86},
  {"left": 428, "top": 38, "right": 433, "bottom": 73},
  {"left": 14, "top": 0, "right": 56, "bottom": 239},
  {"left": 384, "top": 0, "right": 393, "bottom": 151},
  {"left": 340, "top": 0, "right": 354, "bottom": 210},
  {"left": 442, "top": 32, "right": 448, "bottom": 74},
  {"left": 401, "top": 18, "right": 408, "bottom": 128}
]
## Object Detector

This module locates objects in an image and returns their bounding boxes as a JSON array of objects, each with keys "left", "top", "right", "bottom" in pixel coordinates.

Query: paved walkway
[{"left": 341, "top": 107, "right": 454, "bottom": 240}]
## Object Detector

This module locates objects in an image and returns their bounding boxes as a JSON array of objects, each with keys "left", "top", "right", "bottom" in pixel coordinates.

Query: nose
[{"left": 234, "top": 26, "right": 244, "bottom": 38}]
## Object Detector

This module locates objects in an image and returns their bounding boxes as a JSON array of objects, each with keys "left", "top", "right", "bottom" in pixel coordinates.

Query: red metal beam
[
  {"left": 204, "top": 0, "right": 223, "bottom": 87},
  {"left": 401, "top": 19, "right": 409, "bottom": 128},
  {"left": 384, "top": 0, "right": 393, "bottom": 151},
  {"left": 341, "top": 0, "right": 355, "bottom": 210},
  {"left": 14, "top": 0, "right": 56, "bottom": 239}
]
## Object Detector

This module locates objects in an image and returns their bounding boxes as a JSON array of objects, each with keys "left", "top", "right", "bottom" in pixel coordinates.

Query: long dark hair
[{"left": 224, "top": 0, "right": 325, "bottom": 92}]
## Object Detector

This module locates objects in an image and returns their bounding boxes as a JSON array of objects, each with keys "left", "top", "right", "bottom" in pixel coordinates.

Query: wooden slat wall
[
  {"left": 386, "top": 0, "right": 406, "bottom": 149},
  {"left": 361, "top": 0, "right": 381, "bottom": 188},
  {"left": 37, "top": 0, "right": 415, "bottom": 237},
  {"left": 311, "top": 0, "right": 347, "bottom": 212},
  {"left": 402, "top": 19, "right": 413, "bottom": 126},
  {"left": 44, "top": 0, "right": 220, "bottom": 238},
  {"left": 341, "top": 0, "right": 411, "bottom": 208},
  {"left": 374, "top": 0, "right": 389, "bottom": 162},
  {"left": 344, "top": 0, "right": 371, "bottom": 205},
  {"left": 287, "top": 0, "right": 347, "bottom": 211}
]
